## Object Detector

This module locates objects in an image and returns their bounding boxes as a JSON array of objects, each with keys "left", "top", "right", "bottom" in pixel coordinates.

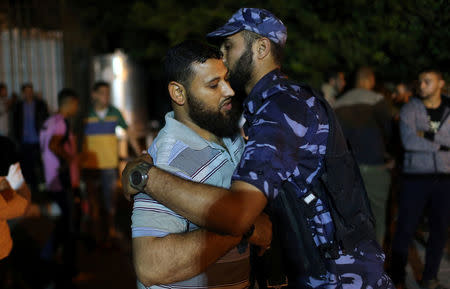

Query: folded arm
[
  {"left": 133, "top": 229, "right": 241, "bottom": 287},
  {"left": 400, "top": 104, "right": 440, "bottom": 152}
]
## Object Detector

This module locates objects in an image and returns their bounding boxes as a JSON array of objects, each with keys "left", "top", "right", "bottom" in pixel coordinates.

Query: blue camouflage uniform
[{"left": 208, "top": 8, "right": 394, "bottom": 289}]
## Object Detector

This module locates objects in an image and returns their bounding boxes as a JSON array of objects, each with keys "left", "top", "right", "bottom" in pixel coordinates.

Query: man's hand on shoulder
[{"left": 122, "top": 151, "right": 154, "bottom": 201}]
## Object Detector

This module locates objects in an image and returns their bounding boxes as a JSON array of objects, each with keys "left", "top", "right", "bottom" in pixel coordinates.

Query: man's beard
[
  {"left": 228, "top": 46, "right": 254, "bottom": 98},
  {"left": 186, "top": 91, "right": 242, "bottom": 139}
]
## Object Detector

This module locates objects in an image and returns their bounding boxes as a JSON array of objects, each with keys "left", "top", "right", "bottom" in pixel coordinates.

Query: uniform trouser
[
  {"left": 359, "top": 165, "right": 391, "bottom": 245},
  {"left": 390, "top": 174, "right": 450, "bottom": 283}
]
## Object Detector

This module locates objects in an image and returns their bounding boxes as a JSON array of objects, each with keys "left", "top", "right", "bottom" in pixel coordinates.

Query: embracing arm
[
  {"left": 122, "top": 154, "right": 267, "bottom": 236},
  {"left": 133, "top": 229, "right": 241, "bottom": 286},
  {"left": 147, "top": 169, "right": 266, "bottom": 236}
]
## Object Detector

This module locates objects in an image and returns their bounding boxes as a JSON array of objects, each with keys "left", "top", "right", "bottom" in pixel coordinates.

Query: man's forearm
[
  {"left": 126, "top": 129, "right": 143, "bottom": 156},
  {"left": 133, "top": 229, "right": 241, "bottom": 286},
  {"left": 144, "top": 167, "right": 256, "bottom": 236}
]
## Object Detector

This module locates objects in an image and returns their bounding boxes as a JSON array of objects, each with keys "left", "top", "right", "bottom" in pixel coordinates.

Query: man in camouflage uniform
[{"left": 123, "top": 8, "right": 394, "bottom": 289}]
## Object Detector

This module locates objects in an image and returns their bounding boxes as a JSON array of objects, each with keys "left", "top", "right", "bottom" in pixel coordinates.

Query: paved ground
[
  {"left": 405, "top": 239, "right": 450, "bottom": 289},
  {"left": 5, "top": 193, "right": 450, "bottom": 289},
  {"left": 6, "top": 194, "right": 136, "bottom": 289}
]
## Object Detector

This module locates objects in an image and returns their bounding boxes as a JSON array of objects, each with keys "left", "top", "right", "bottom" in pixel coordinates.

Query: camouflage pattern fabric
[
  {"left": 232, "top": 69, "right": 394, "bottom": 289},
  {"left": 207, "top": 8, "right": 287, "bottom": 45}
]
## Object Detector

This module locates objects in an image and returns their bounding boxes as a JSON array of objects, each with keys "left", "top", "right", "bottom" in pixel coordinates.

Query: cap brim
[{"left": 206, "top": 24, "right": 243, "bottom": 40}]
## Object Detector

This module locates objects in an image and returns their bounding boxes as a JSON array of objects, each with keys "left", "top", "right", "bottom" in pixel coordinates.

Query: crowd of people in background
[
  {"left": 0, "top": 80, "right": 143, "bottom": 288},
  {"left": 323, "top": 67, "right": 449, "bottom": 289},
  {"left": 0, "top": 55, "right": 448, "bottom": 288}
]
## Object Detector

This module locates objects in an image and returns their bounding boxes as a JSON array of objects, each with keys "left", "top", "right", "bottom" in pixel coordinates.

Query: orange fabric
[{"left": 0, "top": 191, "right": 29, "bottom": 260}]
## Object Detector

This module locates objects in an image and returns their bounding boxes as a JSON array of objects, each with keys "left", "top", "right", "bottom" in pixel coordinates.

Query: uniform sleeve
[{"left": 232, "top": 92, "right": 329, "bottom": 200}]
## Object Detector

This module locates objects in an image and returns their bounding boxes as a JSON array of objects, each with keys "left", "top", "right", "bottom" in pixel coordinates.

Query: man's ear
[
  {"left": 168, "top": 81, "right": 186, "bottom": 105},
  {"left": 255, "top": 37, "right": 271, "bottom": 60},
  {"left": 438, "top": 79, "right": 445, "bottom": 90}
]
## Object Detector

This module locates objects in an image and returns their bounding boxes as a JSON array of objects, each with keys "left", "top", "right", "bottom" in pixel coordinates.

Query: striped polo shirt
[
  {"left": 82, "top": 105, "right": 128, "bottom": 169},
  {"left": 132, "top": 112, "right": 249, "bottom": 289}
]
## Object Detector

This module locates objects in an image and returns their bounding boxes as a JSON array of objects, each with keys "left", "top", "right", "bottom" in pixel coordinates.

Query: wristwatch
[{"left": 129, "top": 161, "right": 153, "bottom": 192}]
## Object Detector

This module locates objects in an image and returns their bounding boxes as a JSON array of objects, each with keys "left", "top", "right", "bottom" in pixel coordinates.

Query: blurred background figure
[
  {"left": 81, "top": 81, "right": 140, "bottom": 246},
  {"left": 0, "top": 83, "right": 13, "bottom": 137},
  {"left": 321, "top": 70, "right": 346, "bottom": 108},
  {"left": 386, "top": 82, "right": 413, "bottom": 221},
  {"left": 335, "top": 67, "right": 393, "bottom": 246},
  {"left": 391, "top": 83, "right": 413, "bottom": 120},
  {"left": 40, "top": 88, "right": 81, "bottom": 288},
  {"left": 0, "top": 135, "right": 31, "bottom": 289},
  {"left": 12, "top": 83, "right": 49, "bottom": 195},
  {"left": 389, "top": 69, "right": 450, "bottom": 289}
]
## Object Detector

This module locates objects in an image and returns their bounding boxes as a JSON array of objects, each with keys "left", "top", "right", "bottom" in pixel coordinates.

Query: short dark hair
[
  {"left": 21, "top": 83, "right": 33, "bottom": 91},
  {"left": 92, "top": 81, "right": 110, "bottom": 92},
  {"left": 242, "top": 30, "right": 284, "bottom": 65},
  {"left": 419, "top": 68, "right": 443, "bottom": 80},
  {"left": 0, "top": 83, "right": 6, "bottom": 90},
  {"left": 58, "top": 88, "right": 78, "bottom": 108},
  {"left": 164, "top": 40, "right": 223, "bottom": 88}
]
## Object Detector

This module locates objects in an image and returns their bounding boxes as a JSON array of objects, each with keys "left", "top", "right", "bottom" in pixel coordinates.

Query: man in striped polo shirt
[{"left": 130, "top": 41, "right": 271, "bottom": 288}]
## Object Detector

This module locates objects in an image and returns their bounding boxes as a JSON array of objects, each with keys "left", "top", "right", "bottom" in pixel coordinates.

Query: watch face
[{"left": 131, "top": 171, "right": 142, "bottom": 186}]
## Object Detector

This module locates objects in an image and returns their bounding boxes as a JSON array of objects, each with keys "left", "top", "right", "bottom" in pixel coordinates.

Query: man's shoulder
[
  {"left": 42, "top": 114, "right": 63, "bottom": 130},
  {"left": 83, "top": 106, "right": 97, "bottom": 119},
  {"left": 336, "top": 88, "right": 383, "bottom": 108},
  {"left": 150, "top": 129, "right": 180, "bottom": 157},
  {"left": 107, "top": 105, "right": 123, "bottom": 116},
  {"left": 401, "top": 97, "right": 422, "bottom": 112},
  {"left": 255, "top": 82, "right": 323, "bottom": 119},
  {"left": 151, "top": 128, "right": 236, "bottom": 183},
  {"left": 150, "top": 128, "right": 195, "bottom": 174},
  {"left": 35, "top": 98, "right": 47, "bottom": 106}
]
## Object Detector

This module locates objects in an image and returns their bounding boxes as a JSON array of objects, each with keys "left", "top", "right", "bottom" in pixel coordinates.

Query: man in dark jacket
[
  {"left": 335, "top": 67, "right": 392, "bottom": 246},
  {"left": 12, "top": 83, "right": 49, "bottom": 193}
]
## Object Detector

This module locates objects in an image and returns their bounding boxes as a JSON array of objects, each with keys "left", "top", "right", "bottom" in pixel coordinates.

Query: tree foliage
[{"left": 74, "top": 0, "right": 450, "bottom": 87}]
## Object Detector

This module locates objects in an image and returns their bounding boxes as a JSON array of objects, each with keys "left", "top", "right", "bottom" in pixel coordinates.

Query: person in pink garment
[{"left": 39, "top": 88, "right": 80, "bottom": 287}]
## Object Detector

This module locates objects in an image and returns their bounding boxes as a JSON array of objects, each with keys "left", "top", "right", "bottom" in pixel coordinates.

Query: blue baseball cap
[{"left": 207, "top": 8, "right": 287, "bottom": 46}]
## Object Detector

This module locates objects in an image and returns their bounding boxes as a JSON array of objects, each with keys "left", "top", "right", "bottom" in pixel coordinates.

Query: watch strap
[{"left": 242, "top": 224, "right": 255, "bottom": 242}]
